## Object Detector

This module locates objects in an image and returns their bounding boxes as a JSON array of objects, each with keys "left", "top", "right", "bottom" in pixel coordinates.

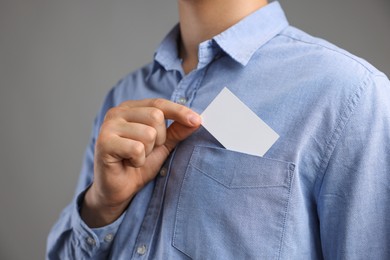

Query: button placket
[
  {"left": 130, "top": 150, "right": 178, "bottom": 258},
  {"left": 170, "top": 66, "right": 201, "bottom": 107}
]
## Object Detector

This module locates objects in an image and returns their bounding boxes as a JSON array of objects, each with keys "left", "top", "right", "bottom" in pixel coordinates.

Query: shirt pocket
[{"left": 172, "top": 146, "right": 295, "bottom": 260}]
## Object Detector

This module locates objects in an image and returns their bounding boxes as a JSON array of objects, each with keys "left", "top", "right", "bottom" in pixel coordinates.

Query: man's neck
[{"left": 178, "top": 0, "right": 268, "bottom": 74}]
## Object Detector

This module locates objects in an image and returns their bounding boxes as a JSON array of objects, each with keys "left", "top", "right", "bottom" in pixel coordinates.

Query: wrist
[{"left": 80, "top": 185, "right": 129, "bottom": 228}]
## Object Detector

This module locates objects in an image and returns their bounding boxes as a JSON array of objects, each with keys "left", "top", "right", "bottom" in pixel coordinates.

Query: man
[{"left": 47, "top": 0, "right": 390, "bottom": 259}]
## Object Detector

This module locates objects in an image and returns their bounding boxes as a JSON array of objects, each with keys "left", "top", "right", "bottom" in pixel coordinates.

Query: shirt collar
[
  {"left": 214, "top": 1, "right": 289, "bottom": 65},
  {"left": 153, "top": 25, "right": 182, "bottom": 73},
  {"left": 150, "top": 1, "right": 288, "bottom": 76}
]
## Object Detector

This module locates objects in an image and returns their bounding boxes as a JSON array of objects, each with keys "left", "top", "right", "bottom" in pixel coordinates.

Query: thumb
[
  {"left": 164, "top": 120, "right": 201, "bottom": 152},
  {"left": 140, "top": 118, "right": 201, "bottom": 177}
]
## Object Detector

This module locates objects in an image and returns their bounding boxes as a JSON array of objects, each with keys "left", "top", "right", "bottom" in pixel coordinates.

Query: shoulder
[
  {"left": 278, "top": 26, "right": 383, "bottom": 76},
  {"left": 268, "top": 25, "right": 389, "bottom": 102}
]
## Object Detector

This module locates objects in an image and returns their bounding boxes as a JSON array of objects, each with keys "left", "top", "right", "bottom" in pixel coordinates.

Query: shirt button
[
  {"left": 86, "top": 237, "right": 96, "bottom": 246},
  {"left": 160, "top": 167, "right": 167, "bottom": 177},
  {"left": 104, "top": 233, "right": 114, "bottom": 243},
  {"left": 137, "top": 245, "right": 147, "bottom": 255},
  {"left": 176, "top": 97, "right": 187, "bottom": 105}
]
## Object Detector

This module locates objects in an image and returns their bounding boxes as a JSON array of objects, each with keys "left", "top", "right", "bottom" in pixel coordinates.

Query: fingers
[
  {"left": 97, "top": 135, "right": 146, "bottom": 168},
  {"left": 119, "top": 98, "right": 202, "bottom": 127},
  {"left": 108, "top": 99, "right": 202, "bottom": 147},
  {"left": 104, "top": 107, "right": 166, "bottom": 146},
  {"left": 98, "top": 98, "right": 202, "bottom": 168}
]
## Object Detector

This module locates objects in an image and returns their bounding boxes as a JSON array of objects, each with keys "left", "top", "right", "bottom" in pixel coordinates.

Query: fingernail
[{"left": 188, "top": 114, "right": 202, "bottom": 126}]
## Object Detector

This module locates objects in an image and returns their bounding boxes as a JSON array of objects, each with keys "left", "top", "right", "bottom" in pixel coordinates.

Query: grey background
[{"left": 0, "top": 0, "right": 389, "bottom": 259}]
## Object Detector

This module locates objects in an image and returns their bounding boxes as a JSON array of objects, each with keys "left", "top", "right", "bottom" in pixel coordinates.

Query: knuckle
[
  {"left": 104, "top": 107, "right": 124, "bottom": 120},
  {"left": 100, "top": 120, "right": 116, "bottom": 133},
  {"left": 151, "top": 98, "right": 166, "bottom": 108},
  {"left": 148, "top": 108, "right": 164, "bottom": 123},
  {"left": 104, "top": 109, "right": 116, "bottom": 120},
  {"left": 99, "top": 126, "right": 113, "bottom": 140},
  {"left": 131, "top": 142, "right": 145, "bottom": 158},
  {"left": 144, "top": 127, "right": 157, "bottom": 142},
  {"left": 96, "top": 131, "right": 113, "bottom": 151},
  {"left": 98, "top": 124, "right": 110, "bottom": 139}
]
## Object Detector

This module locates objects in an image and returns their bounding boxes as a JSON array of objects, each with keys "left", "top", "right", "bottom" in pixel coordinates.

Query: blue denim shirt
[{"left": 47, "top": 2, "right": 390, "bottom": 259}]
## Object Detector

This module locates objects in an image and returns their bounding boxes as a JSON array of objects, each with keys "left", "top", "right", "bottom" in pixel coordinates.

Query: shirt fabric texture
[{"left": 47, "top": 2, "right": 390, "bottom": 259}]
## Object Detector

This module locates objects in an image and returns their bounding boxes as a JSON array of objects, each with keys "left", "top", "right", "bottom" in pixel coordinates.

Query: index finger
[{"left": 119, "top": 98, "right": 202, "bottom": 127}]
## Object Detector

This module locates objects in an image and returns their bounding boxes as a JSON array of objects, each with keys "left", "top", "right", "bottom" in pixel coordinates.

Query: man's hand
[{"left": 81, "top": 99, "right": 201, "bottom": 227}]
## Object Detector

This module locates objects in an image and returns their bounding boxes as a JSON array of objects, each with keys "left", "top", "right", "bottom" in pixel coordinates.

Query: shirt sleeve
[
  {"left": 317, "top": 73, "right": 390, "bottom": 258},
  {"left": 46, "top": 88, "right": 126, "bottom": 259}
]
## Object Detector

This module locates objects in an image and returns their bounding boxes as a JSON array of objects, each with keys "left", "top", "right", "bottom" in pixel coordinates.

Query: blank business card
[{"left": 201, "top": 87, "right": 279, "bottom": 157}]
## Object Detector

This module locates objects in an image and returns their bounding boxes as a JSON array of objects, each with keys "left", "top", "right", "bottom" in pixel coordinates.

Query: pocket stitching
[
  {"left": 189, "top": 145, "right": 293, "bottom": 189},
  {"left": 191, "top": 162, "right": 292, "bottom": 189},
  {"left": 277, "top": 166, "right": 295, "bottom": 260}
]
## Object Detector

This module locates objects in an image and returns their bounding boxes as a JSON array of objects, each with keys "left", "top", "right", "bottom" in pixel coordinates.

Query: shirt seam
[
  {"left": 314, "top": 74, "right": 370, "bottom": 199},
  {"left": 277, "top": 32, "right": 383, "bottom": 76},
  {"left": 277, "top": 164, "right": 295, "bottom": 260}
]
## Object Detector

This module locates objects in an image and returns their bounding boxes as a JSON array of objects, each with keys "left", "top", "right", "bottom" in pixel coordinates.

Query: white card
[{"left": 201, "top": 87, "right": 279, "bottom": 157}]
